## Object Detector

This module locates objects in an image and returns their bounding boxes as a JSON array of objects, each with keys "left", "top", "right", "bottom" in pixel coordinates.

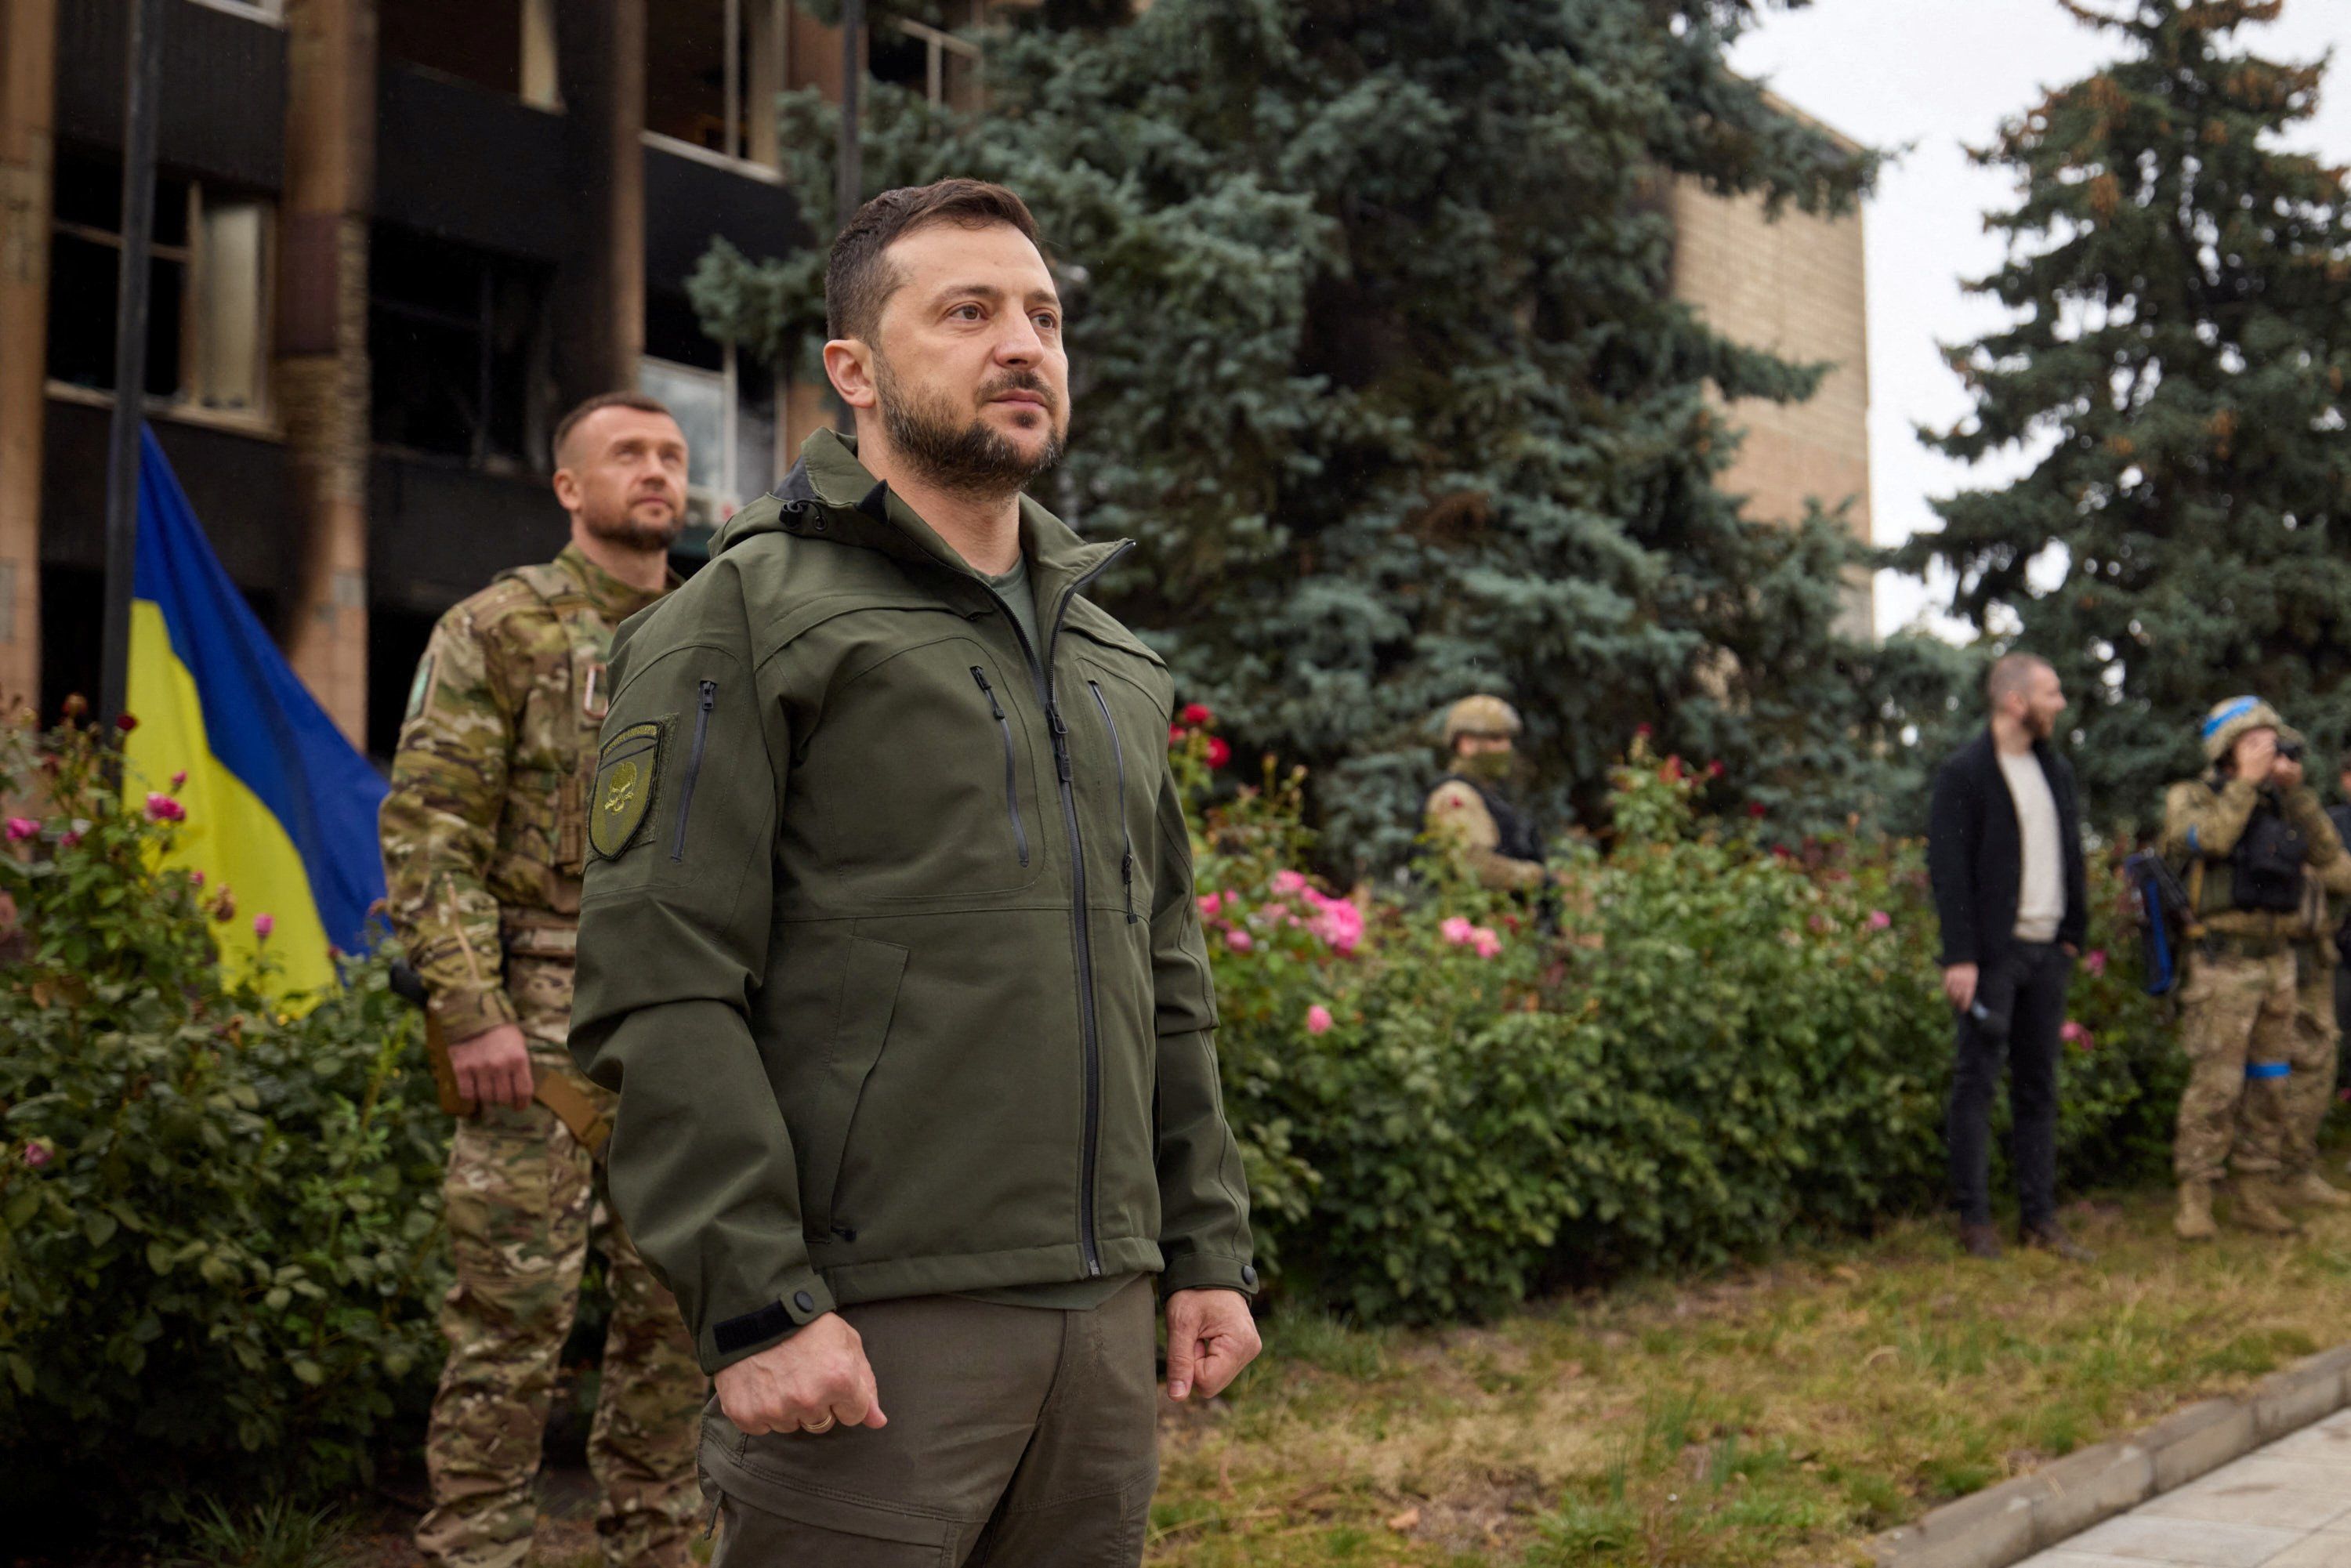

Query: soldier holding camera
[{"left": 2162, "top": 697, "right": 2351, "bottom": 1240}]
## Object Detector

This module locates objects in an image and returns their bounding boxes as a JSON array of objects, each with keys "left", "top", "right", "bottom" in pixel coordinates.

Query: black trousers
[{"left": 1947, "top": 940, "right": 2072, "bottom": 1228}]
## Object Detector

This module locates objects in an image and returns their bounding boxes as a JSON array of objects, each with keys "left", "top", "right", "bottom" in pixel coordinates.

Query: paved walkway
[{"left": 2019, "top": 1405, "right": 2351, "bottom": 1566}]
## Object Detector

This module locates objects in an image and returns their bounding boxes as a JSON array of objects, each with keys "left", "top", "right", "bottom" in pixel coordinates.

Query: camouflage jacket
[
  {"left": 2161, "top": 775, "right": 2351, "bottom": 940},
  {"left": 382, "top": 544, "right": 674, "bottom": 1044}
]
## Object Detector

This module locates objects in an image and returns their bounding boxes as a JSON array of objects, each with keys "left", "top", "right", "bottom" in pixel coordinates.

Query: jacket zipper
[
  {"left": 1087, "top": 680, "right": 1138, "bottom": 925},
  {"left": 983, "top": 541, "right": 1133, "bottom": 1280},
  {"left": 970, "top": 667, "right": 1031, "bottom": 867},
  {"left": 669, "top": 679, "right": 716, "bottom": 862}
]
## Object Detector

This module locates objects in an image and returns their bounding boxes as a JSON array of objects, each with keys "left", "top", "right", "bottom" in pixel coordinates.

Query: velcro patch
[{"left": 589, "top": 718, "right": 668, "bottom": 861}]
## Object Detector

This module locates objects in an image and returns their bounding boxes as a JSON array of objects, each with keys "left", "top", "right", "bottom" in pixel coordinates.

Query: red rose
[
  {"left": 1181, "top": 702, "right": 1215, "bottom": 726},
  {"left": 1205, "top": 737, "right": 1232, "bottom": 770},
  {"left": 1747, "top": 802, "right": 1768, "bottom": 819},
  {"left": 115, "top": 712, "right": 138, "bottom": 733}
]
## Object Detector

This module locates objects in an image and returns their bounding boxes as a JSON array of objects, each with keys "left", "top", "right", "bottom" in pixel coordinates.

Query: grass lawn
[
  {"left": 133, "top": 1178, "right": 2351, "bottom": 1568},
  {"left": 1147, "top": 1181, "right": 2351, "bottom": 1567}
]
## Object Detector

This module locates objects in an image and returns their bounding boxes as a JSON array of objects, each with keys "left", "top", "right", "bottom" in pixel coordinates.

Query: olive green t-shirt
[{"left": 962, "top": 549, "right": 1141, "bottom": 1313}]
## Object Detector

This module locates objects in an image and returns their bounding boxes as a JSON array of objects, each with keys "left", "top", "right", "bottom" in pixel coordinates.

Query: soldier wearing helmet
[
  {"left": 2161, "top": 695, "right": 2351, "bottom": 1241},
  {"left": 1424, "top": 695, "right": 1549, "bottom": 890}
]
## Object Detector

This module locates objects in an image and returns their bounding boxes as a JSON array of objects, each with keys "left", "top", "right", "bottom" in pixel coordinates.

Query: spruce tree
[
  {"left": 700, "top": 0, "right": 1965, "bottom": 867},
  {"left": 1903, "top": 0, "right": 2351, "bottom": 824}
]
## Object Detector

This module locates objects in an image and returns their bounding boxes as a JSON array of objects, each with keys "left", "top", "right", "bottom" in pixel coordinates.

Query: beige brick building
[{"left": 1668, "top": 99, "right": 1873, "bottom": 637}]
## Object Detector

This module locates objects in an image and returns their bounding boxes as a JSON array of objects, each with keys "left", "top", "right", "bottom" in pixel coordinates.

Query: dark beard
[
  {"left": 875, "top": 354, "right": 1065, "bottom": 501},
  {"left": 584, "top": 507, "right": 683, "bottom": 552}
]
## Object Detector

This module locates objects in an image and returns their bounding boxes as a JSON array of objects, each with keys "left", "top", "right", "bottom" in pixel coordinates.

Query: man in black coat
[{"left": 1926, "top": 653, "right": 2091, "bottom": 1261}]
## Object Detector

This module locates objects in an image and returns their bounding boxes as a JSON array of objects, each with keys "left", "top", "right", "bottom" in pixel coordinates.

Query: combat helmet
[
  {"left": 2201, "top": 695, "right": 2293, "bottom": 764},
  {"left": 1441, "top": 694, "right": 1523, "bottom": 748}
]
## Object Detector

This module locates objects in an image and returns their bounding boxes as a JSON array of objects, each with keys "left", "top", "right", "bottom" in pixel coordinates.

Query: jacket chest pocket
[
  {"left": 795, "top": 632, "right": 1045, "bottom": 902},
  {"left": 1071, "top": 654, "right": 1165, "bottom": 922}
]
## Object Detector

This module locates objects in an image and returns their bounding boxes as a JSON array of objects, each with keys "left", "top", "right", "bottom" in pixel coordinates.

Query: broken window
[
  {"left": 368, "top": 225, "right": 551, "bottom": 466},
  {"left": 46, "top": 147, "right": 270, "bottom": 415}
]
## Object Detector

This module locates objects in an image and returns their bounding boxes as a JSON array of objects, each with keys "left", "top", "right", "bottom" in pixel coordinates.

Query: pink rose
[
  {"left": 1225, "top": 929, "right": 1254, "bottom": 953},
  {"left": 1867, "top": 910, "right": 1892, "bottom": 930},
  {"left": 1471, "top": 926, "right": 1503, "bottom": 959},
  {"left": 1304, "top": 889, "right": 1364, "bottom": 954},
  {"left": 23, "top": 1139, "right": 52, "bottom": 1169},
  {"left": 1306, "top": 1004, "right": 1334, "bottom": 1036},
  {"left": 1440, "top": 916, "right": 1476, "bottom": 947},
  {"left": 143, "top": 793, "right": 185, "bottom": 823},
  {"left": 1197, "top": 892, "right": 1223, "bottom": 919},
  {"left": 2084, "top": 950, "right": 2107, "bottom": 978},
  {"left": 59, "top": 830, "right": 81, "bottom": 849},
  {"left": 169, "top": 769, "right": 187, "bottom": 791},
  {"left": 253, "top": 913, "right": 275, "bottom": 940},
  {"left": 2061, "top": 1020, "right": 2094, "bottom": 1052},
  {"left": 4, "top": 817, "right": 37, "bottom": 842},
  {"left": 1271, "top": 869, "right": 1309, "bottom": 896},
  {"left": 189, "top": 870, "right": 204, "bottom": 888}
]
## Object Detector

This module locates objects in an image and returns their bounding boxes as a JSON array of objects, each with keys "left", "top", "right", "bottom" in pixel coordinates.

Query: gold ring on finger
[{"left": 805, "top": 1414, "right": 836, "bottom": 1435}]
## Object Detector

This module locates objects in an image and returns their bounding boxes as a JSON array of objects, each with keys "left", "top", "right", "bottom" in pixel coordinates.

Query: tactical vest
[{"left": 491, "top": 560, "right": 618, "bottom": 928}]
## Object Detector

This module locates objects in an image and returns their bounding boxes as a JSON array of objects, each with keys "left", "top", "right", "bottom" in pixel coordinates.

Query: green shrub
[
  {"left": 1188, "top": 728, "right": 2188, "bottom": 1323},
  {"left": 0, "top": 716, "right": 450, "bottom": 1530}
]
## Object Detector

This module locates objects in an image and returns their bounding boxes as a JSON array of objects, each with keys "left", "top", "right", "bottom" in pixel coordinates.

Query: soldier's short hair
[
  {"left": 552, "top": 391, "right": 677, "bottom": 469},
  {"left": 826, "top": 179, "right": 1045, "bottom": 344},
  {"left": 1986, "top": 652, "right": 2052, "bottom": 708}
]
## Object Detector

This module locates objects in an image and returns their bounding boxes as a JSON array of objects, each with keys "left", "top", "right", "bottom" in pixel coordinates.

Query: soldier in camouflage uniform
[
  {"left": 2162, "top": 697, "right": 2351, "bottom": 1243},
  {"left": 1425, "top": 695, "right": 1552, "bottom": 890},
  {"left": 382, "top": 393, "right": 705, "bottom": 1568}
]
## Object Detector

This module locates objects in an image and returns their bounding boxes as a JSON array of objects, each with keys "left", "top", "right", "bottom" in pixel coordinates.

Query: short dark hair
[
  {"left": 553, "top": 391, "right": 676, "bottom": 467},
  {"left": 825, "top": 179, "right": 1044, "bottom": 342}
]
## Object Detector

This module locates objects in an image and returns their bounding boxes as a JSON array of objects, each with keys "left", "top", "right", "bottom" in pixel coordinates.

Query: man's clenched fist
[
  {"left": 714, "top": 1312, "right": 889, "bottom": 1436},
  {"left": 1164, "top": 1288, "right": 1261, "bottom": 1403}
]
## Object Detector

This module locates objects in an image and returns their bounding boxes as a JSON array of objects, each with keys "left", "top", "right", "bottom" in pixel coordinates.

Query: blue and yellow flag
[{"left": 123, "top": 426, "right": 387, "bottom": 998}]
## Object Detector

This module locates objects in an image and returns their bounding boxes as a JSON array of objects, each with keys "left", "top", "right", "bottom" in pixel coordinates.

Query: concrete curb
[{"left": 1871, "top": 1344, "right": 2351, "bottom": 1568}]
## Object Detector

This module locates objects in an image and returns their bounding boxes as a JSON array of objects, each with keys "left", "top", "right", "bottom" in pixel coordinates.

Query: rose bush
[
  {"left": 0, "top": 713, "right": 448, "bottom": 1535},
  {"left": 1183, "top": 728, "right": 2183, "bottom": 1323}
]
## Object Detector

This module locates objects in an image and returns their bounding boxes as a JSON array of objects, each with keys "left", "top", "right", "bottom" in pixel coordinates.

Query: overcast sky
[{"left": 1723, "top": 0, "right": 2351, "bottom": 640}]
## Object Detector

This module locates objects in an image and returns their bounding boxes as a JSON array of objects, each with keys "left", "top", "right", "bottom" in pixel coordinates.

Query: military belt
[{"left": 2197, "top": 932, "right": 2290, "bottom": 962}]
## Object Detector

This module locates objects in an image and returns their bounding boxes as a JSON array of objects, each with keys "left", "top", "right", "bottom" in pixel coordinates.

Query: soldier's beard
[
  {"left": 583, "top": 499, "right": 684, "bottom": 553},
  {"left": 874, "top": 351, "right": 1065, "bottom": 502}
]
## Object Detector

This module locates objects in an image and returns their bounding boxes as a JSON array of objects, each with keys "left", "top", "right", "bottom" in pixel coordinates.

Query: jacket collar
[
  {"left": 554, "top": 542, "right": 675, "bottom": 620},
  {"left": 777, "top": 429, "right": 1129, "bottom": 618}
]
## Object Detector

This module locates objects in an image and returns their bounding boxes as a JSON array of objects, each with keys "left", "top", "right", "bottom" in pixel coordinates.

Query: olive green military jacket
[
  {"left": 382, "top": 545, "right": 670, "bottom": 1046},
  {"left": 571, "top": 430, "right": 1257, "bottom": 1374},
  {"left": 2160, "top": 775, "right": 2351, "bottom": 939}
]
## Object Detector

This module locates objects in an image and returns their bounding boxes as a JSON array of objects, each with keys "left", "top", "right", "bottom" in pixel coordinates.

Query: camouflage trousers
[
  {"left": 2173, "top": 944, "right": 2338, "bottom": 1184},
  {"left": 416, "top": 1043, "right": 705, "bottom": 1568}
]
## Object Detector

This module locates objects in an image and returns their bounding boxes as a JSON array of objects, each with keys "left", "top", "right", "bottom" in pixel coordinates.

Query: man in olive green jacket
[{"left": 570, "top": 179, "right": 1259, "bottom": 1565}]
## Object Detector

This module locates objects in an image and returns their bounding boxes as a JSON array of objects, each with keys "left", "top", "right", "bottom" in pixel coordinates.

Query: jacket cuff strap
[
  {"left": 1158, "top": 1255, "right": 1260, "bottom": 1298},
  {"left": 429, "top": 987, "right": 518, "bottom": 1045},
  {"left": 703, "top": 1269, "right": 838, "bottom": 1374}
]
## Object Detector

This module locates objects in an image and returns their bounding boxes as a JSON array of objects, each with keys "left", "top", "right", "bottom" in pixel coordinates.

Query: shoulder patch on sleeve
[
  {"left": 404, "top": 651, "right": 437, "bottom": 722},
  {"left": 590, "top": 718, "right": 668, "bottom": 861}
]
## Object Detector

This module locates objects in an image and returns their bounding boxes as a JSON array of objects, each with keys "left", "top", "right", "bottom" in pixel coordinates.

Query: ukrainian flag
[{"left": 123, "top": 426, "right": 387, "bottom": 998}]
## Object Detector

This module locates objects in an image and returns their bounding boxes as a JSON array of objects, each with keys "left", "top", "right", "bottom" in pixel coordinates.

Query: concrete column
[
  {"left": 277, "top": 0, "right": 375, "bottom": 745},
  {"left": 0, "top": 0, "right": 56, "bottom": 713},
  {"left": 552, "top": 0, "right": 644, "bottom": 414}
]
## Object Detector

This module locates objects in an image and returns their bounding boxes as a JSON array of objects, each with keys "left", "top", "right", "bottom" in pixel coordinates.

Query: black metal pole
[
  {"left": 98, "top": 0, "right": 167, "bottom": 733},
  {"left": 838, "top": 0, "right": 863, "bottom": 232},
  {"left": 834, "top": 0, "right": 862, "bottom": 433}
]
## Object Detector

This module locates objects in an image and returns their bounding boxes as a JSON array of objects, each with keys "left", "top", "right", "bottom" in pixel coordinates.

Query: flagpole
[{"left": 98, "top": 0, "right": 167, "bottom": 732}]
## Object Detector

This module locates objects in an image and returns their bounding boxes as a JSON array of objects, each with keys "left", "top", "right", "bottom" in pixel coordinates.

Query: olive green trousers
[{"left": 701, "top": 1275, "right": 1158, "bottom": 1566}]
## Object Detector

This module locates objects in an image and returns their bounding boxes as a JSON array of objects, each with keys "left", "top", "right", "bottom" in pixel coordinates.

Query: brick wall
[{"left": 1668, "top": 170, "right": 1873, "bottom": 637}]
